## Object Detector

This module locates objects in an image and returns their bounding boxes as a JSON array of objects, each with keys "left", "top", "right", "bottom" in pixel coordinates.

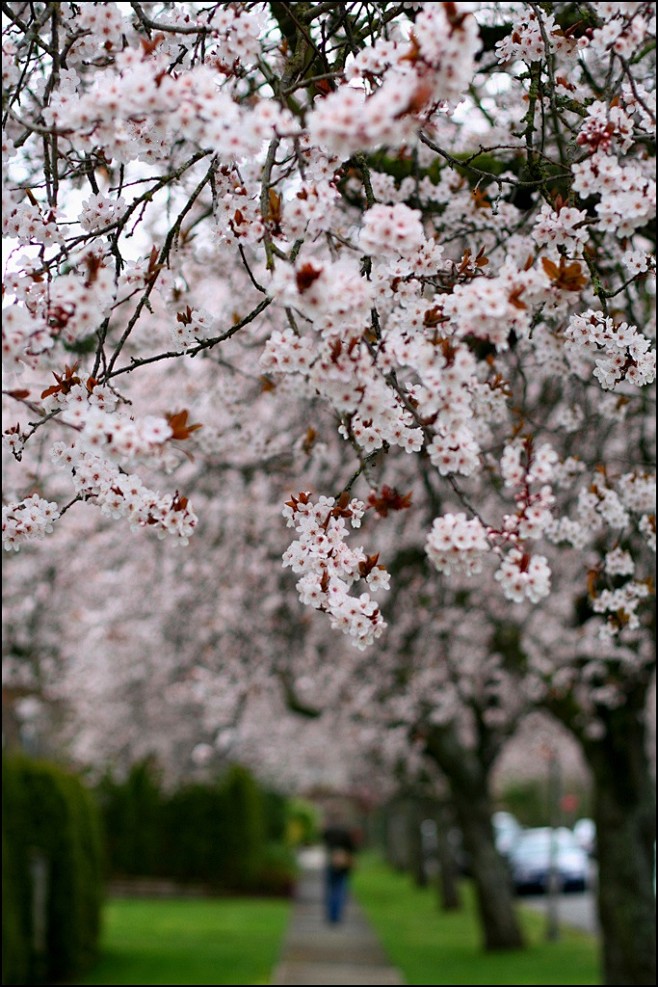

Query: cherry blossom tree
[{"left": 2, "top": 2, "right": 656, "bottom": 983}]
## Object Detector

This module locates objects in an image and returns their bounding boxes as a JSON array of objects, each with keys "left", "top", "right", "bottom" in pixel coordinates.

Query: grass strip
[
  {"left": 352, "top": 853, "right": 601, "bottom": 985},
  {"left": 72, "top": 895, "right": 291, "bottom": 985}
]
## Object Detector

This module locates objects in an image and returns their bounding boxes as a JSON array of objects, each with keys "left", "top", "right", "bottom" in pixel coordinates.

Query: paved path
[{"left": 271, "top": 848, "right": 406, "bottom": 986}]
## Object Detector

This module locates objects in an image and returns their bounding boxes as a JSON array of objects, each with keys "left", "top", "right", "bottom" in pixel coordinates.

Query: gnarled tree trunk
[
  {"left": 426, "top": 724, "right": 525, "bottom": 950},
  {"left": 435, "top": 800, "right": 462, "bottom": 911},
  {"left": 582, "top": 699, "right": 656, "bottom": 986}
]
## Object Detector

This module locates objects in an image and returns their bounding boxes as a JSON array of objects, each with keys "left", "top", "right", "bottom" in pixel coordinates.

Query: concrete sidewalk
[{"left": 271, "top": 848, "right": 406, "bottom": 986}]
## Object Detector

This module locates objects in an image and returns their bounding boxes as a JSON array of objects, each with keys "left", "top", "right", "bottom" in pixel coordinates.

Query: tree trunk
[
  {"left": 435, "top": 802, "right": 462, "bottom": 911},
  {"left": 452, "top": 783, "right": 525, "bottom": 950},
  {"left": 382, "top": 799, "right": 410, "bottom": 871},
  {"left": 582, "top": 703, "right": 656, "bottom": 986},
  {"left": 426, "top": 726, "right": 525, "bottom": 950},
  {"left": 408, "top": 798, "right": 428, "bottom": 887}
]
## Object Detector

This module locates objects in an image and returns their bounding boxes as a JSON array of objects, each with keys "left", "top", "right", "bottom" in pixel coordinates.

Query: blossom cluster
[
  {"left": 61, "top": 406, "right": 177, "bottom": 471},
  {"left": 1, "top": 360, "right": 199, "bottom": 549},
  {"left": 533, "top": 204, "right": 590, "bottom": 253},
  {"left": 43, "top": 47, "right": 297, "bottom": 166},
  {"left": 2, "top": 256, "right": 116, "bottom": 375},
  {"left": 545, "top": 466, "right": 655, "bottom": 636},
  {"left": 282, "top": 493, "right": 388, "bottom": 649},
  {"left": 442, "top": 269, "right": 532, "bottom": 350},
  {"left": 280, "top": 176, "right": 342, "bottom": 241},
  {"left": 494, "top": 549, "right": 551, "bottom": 605},
  {"left": 307, "top": 2, "right": 480, "bottom": 155},
  {"left": 564, "top": 310, "right": 655, "bottom": 390},
  {"left": 425, "top": 513, "right": 490, "bottom": 577},
  {"left": 2, "top": 196, "right": 62, "bottom": 248},
  {"left": 2, "top": 494, "right": 60, "bottom": 551},
  {"left": 425, "top": 436, "right": 557, "bottom": 606},
  {"left": 79, "top": 193, "right": 127, "bottom": 234},
  {"left": 496, "top": 9, "right": 567, "bottom": 64},
  {"left": 500, "top": 440, "right": 558, "bottom": 490},
  {"left": 572, "top": 153, "right": 656, "bottom": 238},
  {"left": 264, "top": 252, "right": 426, "bottom": 456},
  {"left": 359, "top": 203, "right": 427, "bottom": 257},
  {"left": 169, "top": 306, "right": 221, "bottom": 352},
  {"left": 592, "top": 582, "right": 652, "bottom": 638}
]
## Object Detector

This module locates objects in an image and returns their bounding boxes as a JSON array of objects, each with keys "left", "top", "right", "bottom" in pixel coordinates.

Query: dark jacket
[{"left": 323, "top": 824, "right": 356, "bottom": 873}]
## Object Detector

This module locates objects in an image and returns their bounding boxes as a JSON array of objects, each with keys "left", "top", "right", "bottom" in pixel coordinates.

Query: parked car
[
  {"left": 492, "top": 811, "right": 523, "bottom": 858},
  {"left": 449, "top": 811, "right": 523, "bottom": 876},
  {"left": 508, "top": 826, "right": 589, "bottom": 895},
  {"left": 573, "top": 817, "right": 597, "bottom": 856}
]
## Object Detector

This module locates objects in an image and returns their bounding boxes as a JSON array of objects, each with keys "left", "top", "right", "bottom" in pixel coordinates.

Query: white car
[
  {"left": 508, "top": 826, "right": 589, "bottom": 894},
  {"left": 573, "top": 817, "right": 596, "bottom": 856},
  {"left": 492, "top": 811, "right": 523, "bottom": 858}
]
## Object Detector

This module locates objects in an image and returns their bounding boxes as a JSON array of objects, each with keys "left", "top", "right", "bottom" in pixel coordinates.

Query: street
[{"left": 521, "top": 885, "right": 599, "bottom": 936}]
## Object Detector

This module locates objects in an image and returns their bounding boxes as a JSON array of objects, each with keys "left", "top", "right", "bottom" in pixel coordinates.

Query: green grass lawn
[
  {"left": 352, "top": 854, "right": 601, "bottom": 986},
  {"left": 69, "top": 856, "right": 600, "bottom": 986},
  {"left": 71, "top": 896, "right": 291, "bottom": 986}
]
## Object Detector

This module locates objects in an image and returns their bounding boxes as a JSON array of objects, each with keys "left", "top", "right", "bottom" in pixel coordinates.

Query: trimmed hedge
[
  {"left": 95, "top": 759, "right": 164, "bottom": 878},
  {"left": 96, "top": 761, "right": 298, "bottom": 895},
  {"left": 2, "top": 754, "right": 104, "bottom": 986}
]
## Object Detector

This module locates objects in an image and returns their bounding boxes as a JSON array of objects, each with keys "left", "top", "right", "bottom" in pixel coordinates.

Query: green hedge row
[
  {"left": 2, "top": 754, "right": 104, "bottom": 986},
  {"left": 95, "top": 761, "right": 299, "bottom": 895}
]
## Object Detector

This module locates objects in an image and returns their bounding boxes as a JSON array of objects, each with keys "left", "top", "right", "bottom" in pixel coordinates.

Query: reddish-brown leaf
[
  {"left": 165, "top": 409, "right": 203, "bottom": 440},
  {"left": 295, "top": 263, "right": 323, "bottom": 294},
  {"left": 367, "top": 485, "right": 413, "bottom": 517},
  {"left": 541, "top": 255, "right": 587, "bottom": 292}
]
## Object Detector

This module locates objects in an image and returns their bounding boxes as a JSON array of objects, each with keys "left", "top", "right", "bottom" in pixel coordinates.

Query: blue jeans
[{"left": 325, "top": 867, "right": 349, "bottom": 923}]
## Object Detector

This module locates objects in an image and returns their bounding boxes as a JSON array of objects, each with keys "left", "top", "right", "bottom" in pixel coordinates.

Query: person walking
[{"left": 322, "top": 816, "right": 357, "bottom": 924}]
